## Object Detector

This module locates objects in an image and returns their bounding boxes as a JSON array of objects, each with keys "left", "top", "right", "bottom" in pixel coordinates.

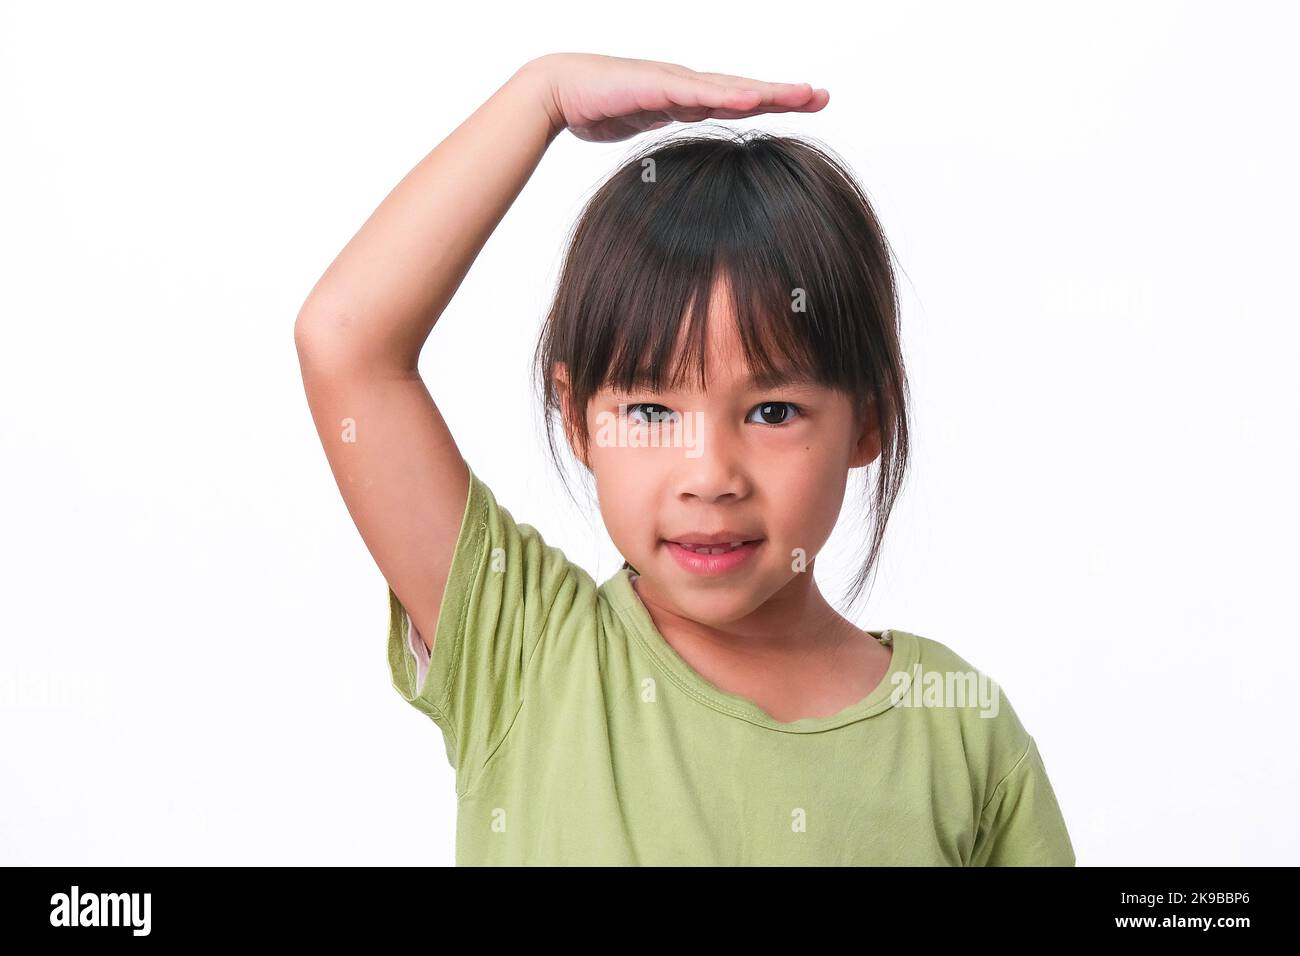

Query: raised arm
[
  {"left": 294, "top": 58, "right": 563, "bottom": 654},
  {"left": 294, "top": 53, "right": 826, "bottom": 655}
]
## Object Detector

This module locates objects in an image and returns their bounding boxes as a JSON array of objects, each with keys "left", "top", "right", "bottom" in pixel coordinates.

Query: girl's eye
[
  {"left": 624, "top": 403, "right": 679, "bottom": 425},
  {"left": 747, "top": 401, "right": 801, "bottom": 426},
  {"left": 623, "top": 401, "right": 801, "bottom": 426}
]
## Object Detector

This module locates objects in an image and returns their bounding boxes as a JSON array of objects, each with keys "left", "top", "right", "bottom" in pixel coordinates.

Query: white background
[{"left": 2, "top": 0, "right": 1297, "bottom": 865}]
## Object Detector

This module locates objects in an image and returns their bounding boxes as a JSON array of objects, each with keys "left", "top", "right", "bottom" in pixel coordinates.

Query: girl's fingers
[
  {"left": 661, "top": 74, "right": 761, "bottom": 110},
  {"left": 660, "top": 66, "right": 824, "bottom": 114},
  {"left": 644, "top": 79, "right": 751, "bottom": 125},
  {"left": 674, "top": 84, "right": 824, "bottom": 121},
  {"left": 692, "top": 70, "right": 804, "bottom": 91},
  {"left": 755, "top": 86, "right": 829, "bottom": 113},
  {"left": 718, "top": 79, "right": 820, "bottom": 110},
  {"left": 628, "top": 65, "right": 827, "bottom": 131},
  {"left": 700, "top": 86, "right": 828, "bottom": 118},
  {"left": 663, "top": 65, "right": 818, "bottom": 100}
]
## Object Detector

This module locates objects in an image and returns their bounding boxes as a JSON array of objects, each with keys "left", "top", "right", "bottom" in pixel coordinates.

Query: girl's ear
[
  {"left": 849, "top": 393, "right": 883, "bottom": 469},
  {"left": 553, "top": 363, "right": 591, "bottom": 470}
]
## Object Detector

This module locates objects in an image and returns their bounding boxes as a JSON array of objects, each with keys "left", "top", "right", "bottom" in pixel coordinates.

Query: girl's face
[{"left": 567, "top": 289, "right": 882, "bottom": 627}]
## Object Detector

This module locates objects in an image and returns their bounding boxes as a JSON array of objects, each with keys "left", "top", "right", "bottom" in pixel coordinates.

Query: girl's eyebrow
[
  {"left": 744, "top": 369, "right": 823, "bottom": 390},
  {"left": 613, "top": 369, "right": 823, "bottom": 394}
]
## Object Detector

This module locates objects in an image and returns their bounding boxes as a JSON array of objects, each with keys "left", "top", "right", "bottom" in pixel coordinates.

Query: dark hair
[{"left": 533, "top": 127, "right": 911, "bottom": 614}]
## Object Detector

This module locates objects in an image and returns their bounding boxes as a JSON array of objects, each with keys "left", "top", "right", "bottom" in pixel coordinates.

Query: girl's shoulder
[{"left": 889, "top": 628, "right": 1036, "bottom": 764}]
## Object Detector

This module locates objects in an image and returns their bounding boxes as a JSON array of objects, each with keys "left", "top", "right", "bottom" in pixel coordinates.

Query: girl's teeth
[{"left": 683, "top": 541, "right": 745, "bottom": 554}]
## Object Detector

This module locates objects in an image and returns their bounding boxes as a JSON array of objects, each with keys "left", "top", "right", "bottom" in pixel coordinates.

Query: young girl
[{"left": 295, "top": 52, "right": 1075, "bottom": 866}]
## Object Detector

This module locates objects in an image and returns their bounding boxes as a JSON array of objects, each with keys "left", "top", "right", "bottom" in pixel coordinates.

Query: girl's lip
[
  {"left": 664, "top": 536, "right": 764, "bottom": 547},
  {"left": 664, "top": 539, "right": 762, "bottom": 575}
]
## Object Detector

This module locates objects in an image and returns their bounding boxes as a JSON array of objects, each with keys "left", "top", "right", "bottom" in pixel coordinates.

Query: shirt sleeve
[
  {"left": 969, "top": 736, "right": 1076, "bottom": 866},
  {"left": 386, "top": 463, "right": 585, "bottom": 797}
]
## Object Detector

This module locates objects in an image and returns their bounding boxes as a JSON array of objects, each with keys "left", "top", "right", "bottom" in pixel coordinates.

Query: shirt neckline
[{"left": 602, "top": 568, "right": 919, "bottom": 734}]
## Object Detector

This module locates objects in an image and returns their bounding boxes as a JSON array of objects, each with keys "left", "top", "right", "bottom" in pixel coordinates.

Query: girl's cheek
[{"left": 776, "top": 453, "right": 848, "bottom": 537}]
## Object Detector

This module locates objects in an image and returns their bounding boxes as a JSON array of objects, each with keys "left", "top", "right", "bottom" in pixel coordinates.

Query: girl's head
[{"left": 535, "top": 128, "right": 910, "bottom": 622}]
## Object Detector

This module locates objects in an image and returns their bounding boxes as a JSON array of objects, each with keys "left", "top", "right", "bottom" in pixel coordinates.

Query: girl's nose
[{"left": 675, "top": 413, "right": 747, "bottom": 503}]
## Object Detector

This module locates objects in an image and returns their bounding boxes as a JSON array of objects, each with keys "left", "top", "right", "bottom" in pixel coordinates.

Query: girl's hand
[{"left": 524, "top": 53, "right": 829, "bottom": 143}]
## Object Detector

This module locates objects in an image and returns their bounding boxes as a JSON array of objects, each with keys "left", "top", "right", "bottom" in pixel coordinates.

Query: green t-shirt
[{"left": 387, "top": 466, "right": 1076, "bottom": 866}]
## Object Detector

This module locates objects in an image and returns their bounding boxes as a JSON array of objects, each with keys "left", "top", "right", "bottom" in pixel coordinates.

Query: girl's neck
[{"left": 629, "top": 566, "right": 861, "bottom": 659}]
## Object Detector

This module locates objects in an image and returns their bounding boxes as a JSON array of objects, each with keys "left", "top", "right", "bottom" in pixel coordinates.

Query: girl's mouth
[
  {"left": 663, "top": 539, "right": 763, "bottom": 574},
  {"left": 673, "top": 541, "right": 754, "bottom": 554}
]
